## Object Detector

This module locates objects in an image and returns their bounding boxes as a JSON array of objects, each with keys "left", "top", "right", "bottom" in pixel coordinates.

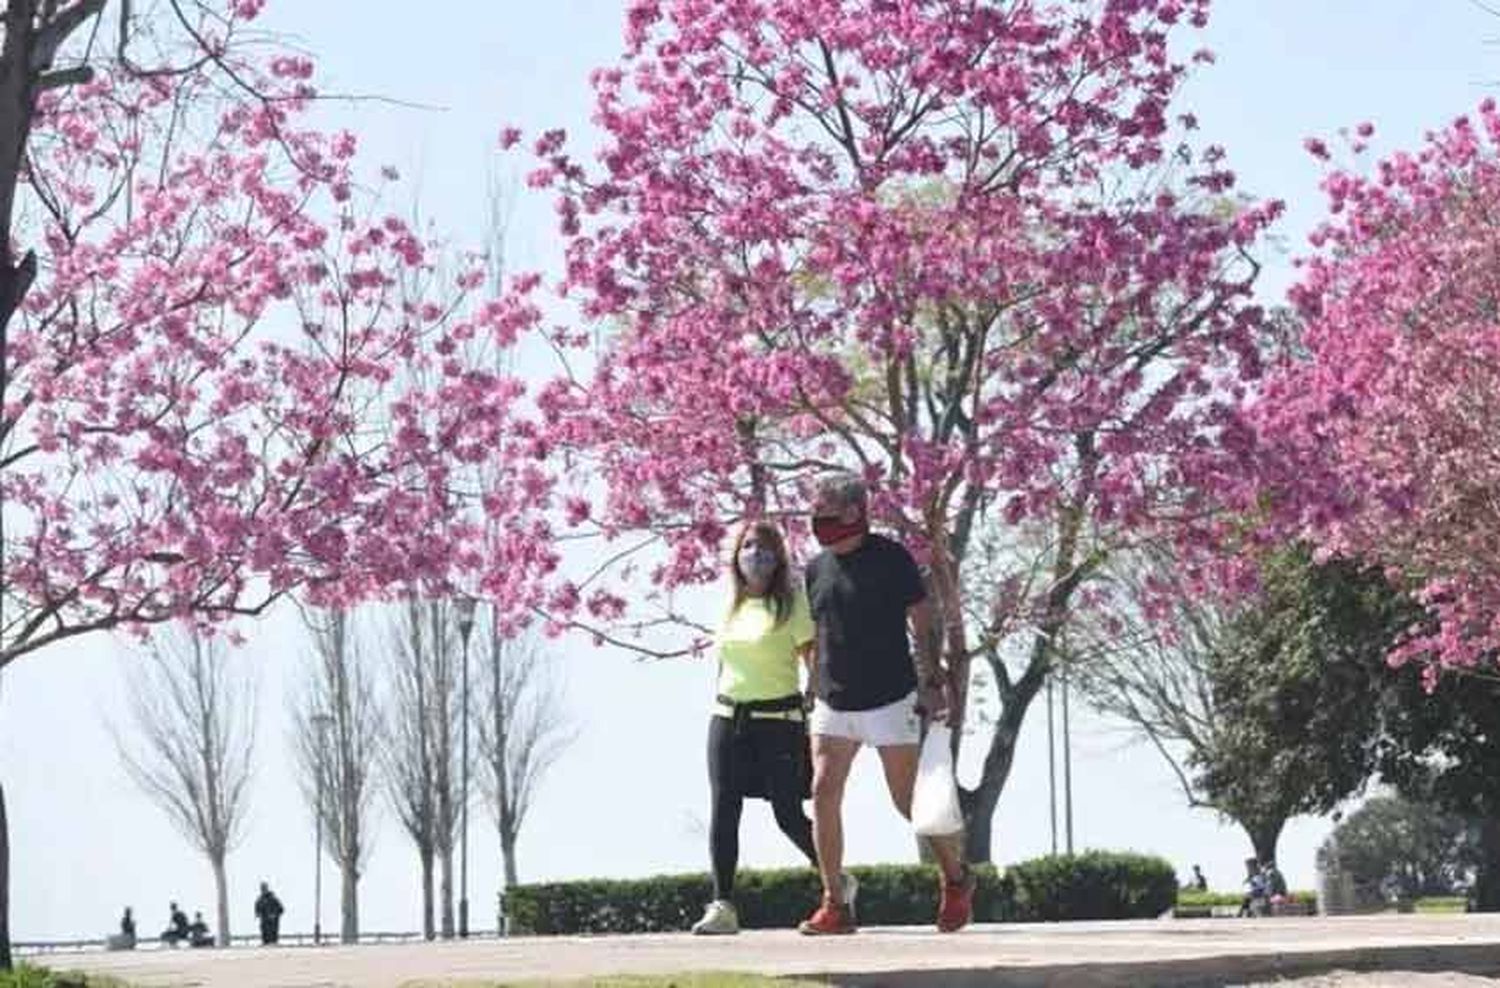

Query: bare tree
[
  {"left": 113, "top": 625, "right": 255, "bottom": 946},
  {"left": 382, "top": 597, "right": 464, "bottom": 940},
  {"left": 294, "top": 606, "right": 381, "bottom": 945},
  {"left": 477, "top": 616, "right": 575, "bottom": 889}
]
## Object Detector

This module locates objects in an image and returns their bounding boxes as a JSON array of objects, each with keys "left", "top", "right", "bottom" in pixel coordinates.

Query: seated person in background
[
  {"left": 161, "top": 902, "right": 190, "bottom": 945},
  {"left": 188, "top": 911, "right": 214, "bottom": 948},
  {"left": 1264, "top": 860, "right": 1288, "bottom": 900},
  {"left": 1239, "top": 858, "right": 1269, "bottom": 917},
  {"left": 106, "top": 907, "right": 137, "bottom": 951}
]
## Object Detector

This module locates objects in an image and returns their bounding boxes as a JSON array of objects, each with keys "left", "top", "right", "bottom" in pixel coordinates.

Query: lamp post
[
  {"left": 1061, "top": 658, "right": 1074, "bottom": 855},
  {"left": 310, "top": 711, "right": 335, "bottom": 946},
  {"left": 454, "top": 595, "right": 478, "bottom": 939}
]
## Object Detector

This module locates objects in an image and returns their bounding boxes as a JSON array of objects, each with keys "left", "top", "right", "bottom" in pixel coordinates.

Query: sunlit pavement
[{"left": 65, "top": 914, "right": 1500, "bottom": 987}]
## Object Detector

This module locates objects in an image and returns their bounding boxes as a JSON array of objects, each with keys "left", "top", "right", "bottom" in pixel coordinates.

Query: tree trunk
[
  {"left": 1243, "top": 817, "right": 1286, "bottom": 867},
  {"left": 1, "top": 781, "right": 11, "bottom": 972},
  {"left": 420, "top": 849, "right": 435, "bottom": 940},
  {"left": 960, "top": 640, "right": 1049, "bottom": 864},
  {"left": 1476, "top": 813, "right": 1500, "bottom": 912},
  {"left": 957, "top": 501, "right": 1089, "bottom": 865},
  {"left": 440, "top": 846, "right": 455, "bottom": 938},
  {"left": 501, "top": 830, "right": 518, "bottom": 889},
  {"left": 959, "top": 696, "right": 1031, "bottom": 863},
  {"left": 212, "top": 854, "right": 230, "bottom": 947},
  {"left": 340, "top": 859, "right": 358, "bottom": 944}
]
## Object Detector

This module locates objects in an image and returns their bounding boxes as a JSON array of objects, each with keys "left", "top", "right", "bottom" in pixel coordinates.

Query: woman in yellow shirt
[{"left": 691, "top": 520, "right": 821, "bottom": 935}]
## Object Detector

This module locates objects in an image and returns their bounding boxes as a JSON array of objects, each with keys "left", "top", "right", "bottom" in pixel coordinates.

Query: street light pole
[
  {"left": 1046, "top": 677, "right": 1057, "bottom": 855},
  {"left": 454, "top": 596, "right": 478, "bottom": 939},
  {"left": 1061, "top": 659, "right": 1074, "bottom": 855},
  {"left": 310, "top": 711, "right": 335, "bottom": 946}
]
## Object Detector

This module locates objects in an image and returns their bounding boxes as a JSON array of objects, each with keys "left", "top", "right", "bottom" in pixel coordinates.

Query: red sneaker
[
  {"left": 798, "top": 896, "right": 856, "bottom": 936},
  {"left": 937, "top": 867, "right": 977, "bottom": 933}
]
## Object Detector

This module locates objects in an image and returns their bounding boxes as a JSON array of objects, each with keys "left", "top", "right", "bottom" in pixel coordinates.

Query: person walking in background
[
  {"left": 1191, "top": 864, "right": 1208, "bottom": 891},
  {"left": 691, "top": 520, "right": 823, "bottom": 935},
  {"left": 798, "top": 473, "right": 975, "bottom": 936},
  {"left": 255, "top": 881, "right": 284, "bottom": 945}
]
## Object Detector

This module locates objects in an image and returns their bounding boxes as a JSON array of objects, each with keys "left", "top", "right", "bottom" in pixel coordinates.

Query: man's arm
[
  {"left": 908, "top": 598, "right": 942, "bottom": 683},
  {"left": 908, "top": 598, "right": 950, "bottom": 722}
]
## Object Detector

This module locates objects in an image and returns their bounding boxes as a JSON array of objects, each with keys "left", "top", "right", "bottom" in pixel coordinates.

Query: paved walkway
[{"left": 67, "top": 914, "right": 1500, "bottom": 987}]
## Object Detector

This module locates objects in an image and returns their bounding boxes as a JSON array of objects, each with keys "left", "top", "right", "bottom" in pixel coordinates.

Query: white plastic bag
[{"left": 911, "top": 724, "right": 964, "bottom": 836}]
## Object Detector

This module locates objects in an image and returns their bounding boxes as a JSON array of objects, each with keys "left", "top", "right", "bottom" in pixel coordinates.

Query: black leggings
[{"left": 707, "top": 715, "right": 818, "bottom": 901}]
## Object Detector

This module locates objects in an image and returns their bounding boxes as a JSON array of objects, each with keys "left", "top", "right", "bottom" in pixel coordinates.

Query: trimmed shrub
[
  {"left": 507, "top": 851, "right": 1175, "bottom": 935},
  {"left": 1006, "top": 850, "right": 1176, "bottom": 922}
]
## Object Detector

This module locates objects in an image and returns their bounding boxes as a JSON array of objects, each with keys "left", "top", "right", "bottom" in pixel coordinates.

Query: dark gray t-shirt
[{"left": 804, "top": 533, "right": 926, "bottom": 711}]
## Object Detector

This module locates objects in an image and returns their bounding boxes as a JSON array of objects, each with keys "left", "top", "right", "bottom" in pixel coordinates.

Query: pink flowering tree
[
  {"left": 1252, "top": 105, "right": 1500, "bottom": 679},
  {"left": 0, "top": 2, "right": 547, "bottom": 964},
  {"left": 511, "top": 0, "right": 1279, "bottom": 862}
]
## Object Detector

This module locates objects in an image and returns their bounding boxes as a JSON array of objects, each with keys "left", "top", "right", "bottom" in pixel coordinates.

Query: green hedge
[
  {"left": 1008, "top": 851, "right": 1178, "bottom": 922},
  {"left": 506, "top": 851, "right": 1176, "bottom": 934}
]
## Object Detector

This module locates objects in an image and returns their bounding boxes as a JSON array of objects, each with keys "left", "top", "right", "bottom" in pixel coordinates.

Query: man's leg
[
  {"left": 875, "top": 744, "right": 966, "bottom": 883},
  {"left": 809, "top": 733, "right": 859, "bottom": 899},
  {"left": 877, "top": 741, "right": 975, "bottom": 932}
]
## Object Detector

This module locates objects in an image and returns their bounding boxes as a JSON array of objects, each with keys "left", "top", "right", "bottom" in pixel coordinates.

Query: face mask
[
  {"left": 812, "top": 514, "right": 868, "bottom": 546},
  {"left": 737, "top": 546, "right": 778, "bottom": 583}
]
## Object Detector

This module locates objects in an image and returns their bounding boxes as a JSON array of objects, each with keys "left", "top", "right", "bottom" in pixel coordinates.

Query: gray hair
[{"left": 814, "top": 472, "right": 867, "bottom": 511}]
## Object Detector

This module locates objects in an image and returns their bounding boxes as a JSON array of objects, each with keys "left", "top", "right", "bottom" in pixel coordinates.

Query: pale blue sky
[{"left": 2, "top": 0, "right": 1491, "bottom": 942}]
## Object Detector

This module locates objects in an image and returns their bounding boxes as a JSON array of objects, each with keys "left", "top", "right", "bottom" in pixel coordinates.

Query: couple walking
[{"left": 693, "top": 473, "right": 974, "bottom": 936}]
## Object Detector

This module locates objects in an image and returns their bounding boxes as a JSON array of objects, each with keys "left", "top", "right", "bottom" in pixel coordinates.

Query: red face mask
[{"left": 811, "top": 514, "right": 867, "bottom": 546}]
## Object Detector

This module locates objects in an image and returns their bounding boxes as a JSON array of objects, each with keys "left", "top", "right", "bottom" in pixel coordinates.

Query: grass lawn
[
  {"left": 1413, "top": 896, "right": 1469, "bottom": 914},
  {"left": 0, "top": 966, "right": 131, "bottom": 988}
]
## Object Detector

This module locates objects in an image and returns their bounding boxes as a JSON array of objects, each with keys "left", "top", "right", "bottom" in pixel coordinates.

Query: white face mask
[{"left": 737, "top": 546, "right": 778, "bottom": 583}]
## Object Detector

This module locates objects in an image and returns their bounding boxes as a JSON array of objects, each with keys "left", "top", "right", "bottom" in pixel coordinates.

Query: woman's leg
[
  {"left": 771, "top": 788, "right": 818, "bottom": 866},
  {"left": 707, "top": 716, "right": 744, "bottom": 901},
  {"left": 765, "top": 722, "right": 819, "bottom": 866}
]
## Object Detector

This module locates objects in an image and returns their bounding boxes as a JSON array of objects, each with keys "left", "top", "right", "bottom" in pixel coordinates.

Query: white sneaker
[
  {"left": 841, "top": 871, "right": 860, "bottom": 922},
  {"left": 691, "top": 899, "right": 739, "bottom": 935}
]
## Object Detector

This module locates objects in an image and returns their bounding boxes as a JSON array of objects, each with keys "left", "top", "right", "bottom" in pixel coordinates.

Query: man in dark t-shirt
[{"left": 797, "top": 472, "right": 974, "bottom": 936}]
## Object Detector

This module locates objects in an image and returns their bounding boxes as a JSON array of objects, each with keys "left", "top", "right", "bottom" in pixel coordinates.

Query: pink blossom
[
  {"left": 512, "top": 0, "right": 1272, "bottom": 669},
  {"left": 1244, "top": 102, "right": 1500, "bottom": 677},
  {"left": 1, "top": 10, "right": 550, "bottom": 666}
]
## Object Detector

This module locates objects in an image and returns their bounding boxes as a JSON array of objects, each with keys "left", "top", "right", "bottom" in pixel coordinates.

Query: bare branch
[
  {"left": 114, "top": 622, "right": 256, "bottom": 945},
  {"left": 292, "top": 605, "right": 381, "bottom": 944},
  {"left": 476, "top": 611, "right": 575, "bottom": 887}
]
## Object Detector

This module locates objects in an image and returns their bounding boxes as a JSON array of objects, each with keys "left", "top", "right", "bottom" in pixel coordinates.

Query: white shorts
[{"left": 810, "top": 691, "right": 921, "bottom": 748}]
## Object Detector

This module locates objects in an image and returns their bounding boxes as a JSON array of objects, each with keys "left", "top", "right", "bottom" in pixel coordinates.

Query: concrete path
[{"left": 64, "top": 914, "right": 1500, "bottom": 987}]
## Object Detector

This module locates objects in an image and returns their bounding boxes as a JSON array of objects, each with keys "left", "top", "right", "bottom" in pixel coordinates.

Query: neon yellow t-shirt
[{"left": 715, "top": 589, "right": 815, "bottom": 703}]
